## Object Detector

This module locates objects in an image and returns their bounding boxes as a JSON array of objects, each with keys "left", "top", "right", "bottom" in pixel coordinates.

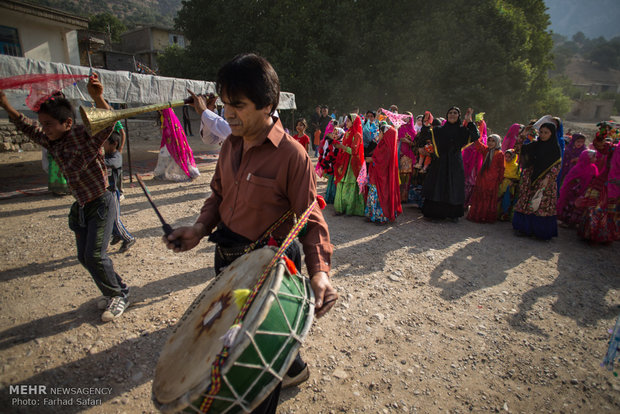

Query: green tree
[
  {"left": 158, "top": 45, "right": 195, "bottom": 79},
  {"left": 88, "top": 13, "right": 127, "bottom": 43},
  {"left": 585, "top": 36, "right": 620, "bottom": 70},
  {"left": 165, "top": 0, "right": 565, "bottom": 130}
]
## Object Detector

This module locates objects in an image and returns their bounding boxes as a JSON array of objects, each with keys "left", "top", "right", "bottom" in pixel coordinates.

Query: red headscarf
[
  {"left": 334, "top": 114, "right": 364, "bottom": 184},
  {"left": 369, "top": 126, "right": 402, "bottom": 221}
]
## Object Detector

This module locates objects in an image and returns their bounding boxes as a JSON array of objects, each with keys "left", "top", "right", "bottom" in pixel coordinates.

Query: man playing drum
[{"left": 163, "top": 53, "right": 337, "bottom": 413}]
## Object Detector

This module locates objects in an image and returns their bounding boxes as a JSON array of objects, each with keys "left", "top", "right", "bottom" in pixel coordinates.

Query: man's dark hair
[
  {"left": 37, "top": 92, "right": 75, "bottom": 123},
  {"left": 107, "top": 131, "right": 121, "bottom": 150},
  {"left": 216, "top": 53, "right": 280, "bottom": 115}
]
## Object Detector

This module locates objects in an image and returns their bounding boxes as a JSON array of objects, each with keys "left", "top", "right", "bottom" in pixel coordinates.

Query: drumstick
[
  {"left": 135, "top": 174, "right": 182, "bottom": 248},
  {"left": 322, "top": 298, "right": 338, "bottom": 307}
]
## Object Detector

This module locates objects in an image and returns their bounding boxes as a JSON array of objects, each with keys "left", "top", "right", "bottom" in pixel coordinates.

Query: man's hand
[
  {"left": 187, "top": 90, "right": 207, "bottom": 115},
  {"left": 162, "top": 223, "right": 204, "bottom": 252},
  {"left": 310, "top": 272, "right": 338, "bottom": 318},
  {"left": 206, "top": 94, "right": 217, "bottom": 112}
]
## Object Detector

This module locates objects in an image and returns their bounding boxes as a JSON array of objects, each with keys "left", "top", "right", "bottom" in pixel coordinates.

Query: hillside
[
  {"left": 24, "top": 0, "right": 183, "bottom": 28},
  {"left": 546, "top": 0, "right": 620, "bottom": 40}
]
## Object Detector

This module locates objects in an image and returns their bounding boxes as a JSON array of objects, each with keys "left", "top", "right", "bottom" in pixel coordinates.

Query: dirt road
[{"left": 0, "top": 138, "right": 619, "bottom": 413}]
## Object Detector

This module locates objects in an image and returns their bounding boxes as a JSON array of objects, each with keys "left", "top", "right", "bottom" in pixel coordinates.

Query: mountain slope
[
  {"left": 545, "top": 0, "right": 620, "bottom": 40},
  {"left": 24, "top": 0, "right": 183, "bottom": 28}
]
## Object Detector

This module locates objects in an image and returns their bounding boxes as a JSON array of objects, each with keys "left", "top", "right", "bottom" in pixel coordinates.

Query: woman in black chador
[{"left": 418, "top": 106, "right": 479, "bottom": 221}]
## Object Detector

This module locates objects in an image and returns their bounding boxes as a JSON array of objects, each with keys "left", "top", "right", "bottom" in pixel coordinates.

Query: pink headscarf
[
  {"left": 501, "top": 123, "right": 522, "bottom": 153},
  {"left": 160, "top": 108, "right": 197, "bottom": 178},
  {"left": 557, "top": 150, "right": 598, "bottom": 213},
  {"left": 397, "top": 115, "right": 417, "bottom": 160},
  {"left": 462, "top": 119, "right": 488, "bottom": 185},
  {"left": 324, "top": 121, "right": 335, "bottom": 136}
]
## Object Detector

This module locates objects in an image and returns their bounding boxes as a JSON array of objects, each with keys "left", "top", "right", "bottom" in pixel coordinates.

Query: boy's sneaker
[
  {"left": 110, "top": 235, "right": 122, "bottom": 245},
  {"left": 101, "top": 296, "right": 129, "bottom": 322},
  {"left": 119, "top": 238, "right": 136, "bottom": 253},
  {"left": 97, "top": 296, "right": 111, "bottom": 310}
]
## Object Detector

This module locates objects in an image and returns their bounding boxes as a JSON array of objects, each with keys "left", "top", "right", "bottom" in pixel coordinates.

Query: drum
[{"left": 152, "top": 246, "right": 315, "bottom": 413}]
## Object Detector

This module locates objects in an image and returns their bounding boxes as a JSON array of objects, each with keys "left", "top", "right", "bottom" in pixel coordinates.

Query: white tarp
[{"left": 0, "top": 55, "right": 296, "bottom": 110}]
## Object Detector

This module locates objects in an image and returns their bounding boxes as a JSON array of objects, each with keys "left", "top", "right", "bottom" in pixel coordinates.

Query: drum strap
[
  {"left": 244, "top": 208, "right": 295, "bottom": 254},
  {"left": 199, "top": 198, "right": 318, "bottom": 413}
]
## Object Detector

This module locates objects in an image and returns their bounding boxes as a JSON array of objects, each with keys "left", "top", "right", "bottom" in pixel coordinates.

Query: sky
[{"left": 545, "top": 0, "right": 620, "bottom": 40}]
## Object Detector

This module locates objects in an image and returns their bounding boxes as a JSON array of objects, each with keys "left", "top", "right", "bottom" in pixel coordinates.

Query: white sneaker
[{"left": 101, "top": 296, "right": 129, "bottom": 322}]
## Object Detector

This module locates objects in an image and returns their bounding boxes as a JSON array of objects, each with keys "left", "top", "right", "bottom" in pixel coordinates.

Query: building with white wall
[{"left": 0, "top": 0, "right": 88, "bottom": 65}]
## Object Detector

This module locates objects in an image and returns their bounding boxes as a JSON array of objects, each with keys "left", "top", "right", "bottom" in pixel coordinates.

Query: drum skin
[{"left": 153, "top": 247, "right": 314, "bottom": 413}]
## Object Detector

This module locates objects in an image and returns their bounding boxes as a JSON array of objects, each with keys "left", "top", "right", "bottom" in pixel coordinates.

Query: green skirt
[{"left": 334, "top": 162, "right": 365, "bottom": 216}]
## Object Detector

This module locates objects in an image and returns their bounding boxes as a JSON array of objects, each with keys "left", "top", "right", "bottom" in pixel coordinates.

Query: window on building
[
  {"left": 168, "top": 33, "right": 185, "bottom": 48},
  {"left": 0, "top": 25, "right": 22, "bottom": 56}
]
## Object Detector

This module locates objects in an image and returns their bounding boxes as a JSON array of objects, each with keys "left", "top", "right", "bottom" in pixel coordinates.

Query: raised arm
[
  {"left": 87, "top": 73, "right": 110, "bottom": 110},
  {"left": 0, "top": 91, "right": 20, "bottom": 121}
]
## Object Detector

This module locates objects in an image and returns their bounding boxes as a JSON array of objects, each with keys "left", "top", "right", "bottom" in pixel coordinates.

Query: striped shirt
[{"left": 12, "top": 114, "right": 113, "bottom": 205}]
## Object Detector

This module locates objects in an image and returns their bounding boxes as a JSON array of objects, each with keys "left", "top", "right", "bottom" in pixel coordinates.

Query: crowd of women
[{"left": 311, "top": 105, "right": 620, "bottom": 245}]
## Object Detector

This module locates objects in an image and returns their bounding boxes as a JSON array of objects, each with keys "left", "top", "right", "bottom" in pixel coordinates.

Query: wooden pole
[{"left": 124, "top": 118, "right": 133, "bottom": 183}]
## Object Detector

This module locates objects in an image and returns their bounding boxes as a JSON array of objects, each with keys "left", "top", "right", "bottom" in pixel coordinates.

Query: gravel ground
[{"left": 0, "top": 140, "right": 619, "bottom": 414}]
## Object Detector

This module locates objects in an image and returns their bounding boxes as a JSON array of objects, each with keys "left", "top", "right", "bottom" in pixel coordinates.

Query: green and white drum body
[{"left": 153, "top": 247, "right": 315, "bottom": 413}]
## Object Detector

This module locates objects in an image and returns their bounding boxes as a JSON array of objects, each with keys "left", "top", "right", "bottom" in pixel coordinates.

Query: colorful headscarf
[
  {"left": 362, "top": 119, "right": 378, "bottom": 147},
  {"left": 369, "top": 126, "right": 402, "bottom": 221},
  {"left": 397, "top": 114, "right": 417, "bottom": 160},
  {"left": 480, "top": 133, "right": 501, "bottom": 174},
  {"left": 462, "top": 119, "right": 487, "bottom": 183},
  {"left": 557, "top": 150, "right": 598, "bottom": 213},
  {"left": 558, "top": 133, "right": 586, "bottom": 185},
  {"left": 160, "top": 108, "right": 198, "bottom": 179},
  {"left": 334, "top": 114, "right": 364, "bottom": 184},
  {"left": 501, "top": 123, "right": 522, "bottom": 153},
  {"left": 324, "top": 121, "right": 335, "bottom": 137}
]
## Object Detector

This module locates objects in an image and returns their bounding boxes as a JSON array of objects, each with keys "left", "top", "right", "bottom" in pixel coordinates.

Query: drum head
[{"left": 152, "top": 247, "right": 277, "bottom": 407}]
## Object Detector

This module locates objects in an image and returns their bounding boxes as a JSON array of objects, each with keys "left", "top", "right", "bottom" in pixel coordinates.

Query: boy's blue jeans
[{"left": 68, "top": 191, "right": 128, "bottom": 299}]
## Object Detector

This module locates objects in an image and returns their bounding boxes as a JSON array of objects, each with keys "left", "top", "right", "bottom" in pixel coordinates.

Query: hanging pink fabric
[
  {"left": 0, "top": 74, "right": 89, "bottom": 111},
  {"left": 161, "top": 108, "right": 197, "bottom": 178},
  {"left": 379, "top": 108, "right": 411, "bottom": 129}
]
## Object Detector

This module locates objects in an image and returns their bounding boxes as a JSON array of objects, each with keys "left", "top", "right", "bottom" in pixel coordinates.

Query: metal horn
[{"left": 79, "top": 100, "right": 186, "bottom": 135}]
